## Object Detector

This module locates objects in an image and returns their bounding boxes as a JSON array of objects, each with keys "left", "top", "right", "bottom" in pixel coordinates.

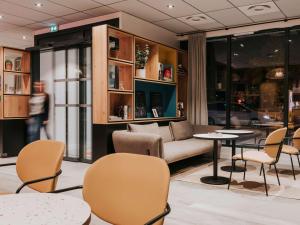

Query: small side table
[
  {"left": 215, "top": 129, "right": 254, "bottom": 173},
  {"left": 193, "top": 133, "right": 239, "bottom": 185}
]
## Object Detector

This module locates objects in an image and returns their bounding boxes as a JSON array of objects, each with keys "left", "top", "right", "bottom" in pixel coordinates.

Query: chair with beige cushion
[
  {"left": 281, "top": 128, "right": 300, "bottom": 180},
  {"left": 228, "top": 127, "right": 287, "bottom": 196},
  {"left": 0, "top": 140, "right": 65, "bottom": 194},
  {"left": 53, "top": 153, "right": 171, "bottom": 225}
]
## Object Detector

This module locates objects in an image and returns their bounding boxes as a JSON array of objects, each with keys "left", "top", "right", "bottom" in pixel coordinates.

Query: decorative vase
[{"left": 136, "top": 68, "right": 146, "bottom": 78}]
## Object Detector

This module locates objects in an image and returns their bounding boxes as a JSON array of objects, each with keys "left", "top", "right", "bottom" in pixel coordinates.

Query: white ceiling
[{"left": 0, "top": 0, "right": 300, "bottom": 49}]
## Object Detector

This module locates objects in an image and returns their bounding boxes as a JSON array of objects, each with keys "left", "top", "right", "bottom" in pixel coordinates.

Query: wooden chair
[
  {"left": 0, "top": 140, "right": 65, "bottom": 194},
  {"left": 281, "top": 128, "right": 300, "bottom": 180},
  {"left": 53, "top": 153, "right": 171, "bottom": 225},
  {"left": 228, "top": 127, "right": 287, "bottom": 196}
]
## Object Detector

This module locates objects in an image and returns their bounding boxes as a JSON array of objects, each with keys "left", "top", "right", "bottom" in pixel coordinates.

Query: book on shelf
[{"left": 108, "top": 64, "right": 119, "bottom": 89}]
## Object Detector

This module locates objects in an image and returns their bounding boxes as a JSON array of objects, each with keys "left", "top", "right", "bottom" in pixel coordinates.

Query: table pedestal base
[
  {"left": 221, "top": 165, "right": 246, "bottom": 172},
  {"left": 200, "top": 176, "right": 229, "bottom": 185}
]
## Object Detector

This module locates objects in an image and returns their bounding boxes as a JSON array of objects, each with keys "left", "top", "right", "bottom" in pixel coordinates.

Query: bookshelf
[
  {"left": 0, "top": 47, "right": 31, "bottom": 119},
  {"left": 92, "top": 25, "right": 187, "bottom": 124}
]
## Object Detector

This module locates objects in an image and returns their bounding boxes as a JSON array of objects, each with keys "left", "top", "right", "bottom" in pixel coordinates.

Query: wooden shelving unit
[
  {"left": 0, "top": 47, "right": 31, "bottom": 119},
  {"left": 92, "top": 25, "right": 187, "bottom": 124}
]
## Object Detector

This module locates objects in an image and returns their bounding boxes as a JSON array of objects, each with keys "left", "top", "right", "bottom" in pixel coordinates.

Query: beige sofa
[{"left": 112, "top": 121, "right": 222, "bottom": 164}]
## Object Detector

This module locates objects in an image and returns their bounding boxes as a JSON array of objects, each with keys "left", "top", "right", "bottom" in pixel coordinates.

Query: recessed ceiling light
[
  {"left": 248, "top": 4, "right": 271, "bottom": 12},
  {"left": 35, "top": 2, "right": 43, "bottom": 7},
  {"left": 0, "top": 15, "right": 3, "bottom": 19},
  {"left": 167, "top": 4, "right": 175, "bottom": 9},
  {"left": 274, "top": 49, "right": 279, "bottom": 53},
  {"left": 22, "top": 35, "right": 27, "bottom": 40},
  {"left": 233, "top": 53, "right": 239, "bottom": 56},
  {"left": 240, "top": 43, "right": 244, "bottom": 48}
]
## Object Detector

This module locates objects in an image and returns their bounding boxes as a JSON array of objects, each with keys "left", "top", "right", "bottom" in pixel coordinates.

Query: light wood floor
[{"left": 1, "top": 149, "right": 300, "bottom": 225}]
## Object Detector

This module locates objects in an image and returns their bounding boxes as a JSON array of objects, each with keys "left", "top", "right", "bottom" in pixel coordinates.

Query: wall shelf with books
[
  {"left": 92, "top": 25, "right": 187, "bottom": 124},
  {"left": 0, "top": 47, "right": 31, "bottom": 119}
]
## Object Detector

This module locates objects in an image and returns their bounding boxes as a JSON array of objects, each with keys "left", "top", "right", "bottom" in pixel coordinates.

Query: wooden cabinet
[
  {"left": 92, "top": 25, "right": 187, "bottom": 124},
  {"left": 0, "top": 47, "right": 31, "bottom": 119}
]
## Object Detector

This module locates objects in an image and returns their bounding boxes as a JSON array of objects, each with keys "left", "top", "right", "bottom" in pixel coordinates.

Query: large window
[
  {"left": 231, "top": 32, "right": 285, "bottom": 129},
  {"left": 207, "top": 38, "right": 227, "bottom": 126}
]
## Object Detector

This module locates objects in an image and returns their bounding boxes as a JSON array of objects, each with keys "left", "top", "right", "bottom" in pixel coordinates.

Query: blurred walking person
[{"left": 27, "top": 81, "right": 50, "bottom": 143}]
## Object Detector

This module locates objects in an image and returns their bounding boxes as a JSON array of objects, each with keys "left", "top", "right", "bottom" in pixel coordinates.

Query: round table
[
  {"left": 0, "top": 193, "right": 91, "bottom": 225},
  {"left": 253, "top": 122, "right": 283, "bottom": 136},
  {"left": 193, "top": 133, "right": 239, "bottom": 185},
  {"left": 215, "top": 129, "right": 254, "bottom": 173}
]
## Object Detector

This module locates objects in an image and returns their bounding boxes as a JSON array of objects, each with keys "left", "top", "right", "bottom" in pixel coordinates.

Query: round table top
[
  {"left": 193, "top": 133, "right": 239, "bottom": 140},
  {"left": 0, "top": 193, "right": 91, "bottom": 225},
  {"left": 215, "top": 129, "right": 254, "bottom": 135},
  {"left": 253, "top": 122, "right": 283, "bottom": 127}
]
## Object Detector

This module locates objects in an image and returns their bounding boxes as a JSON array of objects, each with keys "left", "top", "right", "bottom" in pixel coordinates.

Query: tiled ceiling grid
[{"left": 0, "top": 0, "right": 299, "bottom": 48}]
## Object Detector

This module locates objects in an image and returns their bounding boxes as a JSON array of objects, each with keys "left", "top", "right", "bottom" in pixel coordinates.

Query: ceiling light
[
  {"left": 35, "top": 2, "right": 43, "bottom": 7},
  {"left": 22, "top": 35, "right": 27, "bottom": 40},
  {"left": 240, "top": 43, "right": 244, "bottom": 48},
  {"left": 233, "top": 53, "right": 239, "bottom": 56},
  {"left": 167, "top": 4, "right": 175, "bottom": 9},
  {"left": 289, "top": 39, "right": 292, "bottom": 43},
  {"left": 248, "top": 4, "right": 271, "bottom": 12},
  {"left": 274, "top": 49, "right": 279, "bottom": 53},
  {"left": 0, "top": 15, "right": 3, "bottom": 19}
]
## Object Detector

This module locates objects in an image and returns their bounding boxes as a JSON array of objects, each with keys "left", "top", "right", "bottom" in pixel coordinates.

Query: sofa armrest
[
  {"left": 193, "top": 125, "right": 224, "bottom": 134},
  {"left": 112, "top": 131, "right": 163, "bottom": 157}
]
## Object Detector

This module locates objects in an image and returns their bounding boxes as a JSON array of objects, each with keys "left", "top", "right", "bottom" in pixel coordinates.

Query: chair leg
[
  {"left": 290, "top": 154, "right": 296, "bottom": 180},
  {"left": 228, "top": 161, "right": 234, "bottom": 190},
  {"left": 274, "top": 164, "right": 280, "bottom": 186},
  {"left": 262, "top": 164, "right": 268, "bottom": 196},
  {"left": 297, "top": 154, "right": 300, "bottom": 168},
  {"left": 243, "top": 161, "right": 247, "bottom": 180},
  {"left": 259, "top": 164, "right": 263, "bottom": 176}
]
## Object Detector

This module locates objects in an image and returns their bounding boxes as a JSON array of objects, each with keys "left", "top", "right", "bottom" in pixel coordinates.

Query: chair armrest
[
  {"left": 16, "top": 170, "right": 62, "bottom": 193},
  {"left": 112, "top": 131, "right": 163, "bottom": 157},
  {"left": 50, "top": 185, "right": 83, "bottom": 193},
  {"left": 193, "top": 125, "right": 224, "bottom": 134},
  {"left": 144, "top": 203, "right": 171, "bottom": 225},
  {"left": 0, "top": 163, "right": 16, "bottom": 167}
]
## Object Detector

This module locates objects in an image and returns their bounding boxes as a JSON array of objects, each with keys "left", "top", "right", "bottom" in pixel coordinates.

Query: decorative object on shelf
[
  {"left": 108, "top": 64, "right": 119, "bottom": 89},
  {"left": 123, "top": 105, "right": 128, "bottom": 120},
  {"left": 217, "top": 82, "right": 222, "bottom": 90},
  {"left": 135, "top": 44, "right": 151, "bottom": 79},
  {"left": 5, "top": 59, "right": 13, "bottom": 71},
  {"left": 177, "top": 102, "right": 184, "bottom": 117},
  {"left": 162, "top": 64, "right": 174, "bottom": 82},
  {"left": 15, "top": 57, "right": 22, "bottom": 71},
  {"left": 158, "top": 62, "right": 163, "bottom": 80},
  {"left": 135, "top": 91, "right": 147, "bottom": 118},
  {"left": 109, "top": 36, "right": 119, "bottom": 58},
  {"left": 150, "top": 92, "right": 163, "bottom": 117},
  {"left": 152, "top": 108, "right": 158, "bottom": 118},
  {"left": 177, "top": 64, "right": 186, "bottom": 77}
]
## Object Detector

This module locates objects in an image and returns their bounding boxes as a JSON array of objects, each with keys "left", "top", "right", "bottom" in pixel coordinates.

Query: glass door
[{"left": 40, "top": 45, "right": 92, "bottom": 162}]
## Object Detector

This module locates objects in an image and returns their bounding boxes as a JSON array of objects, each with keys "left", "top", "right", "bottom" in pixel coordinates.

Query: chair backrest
[
  {"left": 292, "top": 128, "right": 300, "bottom": 149},
  {"left": 16, "top": 140, "right": 65, "bottom": 192},
  {"left": 82, "top": 153, "right": 170, "bottom": 225},
  {"left": 264, "top": 127, "right": 287, "bottom": 159}
]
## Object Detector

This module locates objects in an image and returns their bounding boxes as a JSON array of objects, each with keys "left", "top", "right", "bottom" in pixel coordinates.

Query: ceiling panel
[
  {"left": 140, "top": 0, "right": 200, "bottom": 17},
  {"left": 250, "top": 11, "right": 285, "bottom": 22},
  {"left": 26, "top": 22, "right": 48, "bottom": 30},
  {"left": 42, "top": 18, "right": 68, "bottom": 26},
  {"left": 275, "top": 0, "right": 300, "bottom": 17},
  {"left": 229, "top": 0, "right": 271, "bottom": 7},
  {"left": 0, "top": 12, "right": 35, "bottom": 26},
  {"left": 61, "top": 12, "right": 93, "bottom": 21},
  {"left": 191, "top": 22, "right": 224, "bottom": 30},
  {"left": 109, "top": 0, "right": 171, "bottom": 21},
  {"left": 0, "top": 21, "right": 18, "bottom": 31},
  {"left": 93, "top": 0, "right": 126, "bottom": 4},
  {"left": 207, "top": 8, "right": 253, "bottom": 26},
  {"left": 3, "top": 0, "right": 76, "bottom": 17},
  {"left": 83, "top": 6, "right": 117, "bottom": 16},
  {"left": 183, "top": 0, "right": 233, "bottom": 12},
  {"left": 48, "top": 0, "right": 102, "bottom": 11},
  {"left": 0, "top": 1, "right": 53, "bottom": 21},
  {"left": 154, "top": 18, "right": 195, "bottom": 33}
]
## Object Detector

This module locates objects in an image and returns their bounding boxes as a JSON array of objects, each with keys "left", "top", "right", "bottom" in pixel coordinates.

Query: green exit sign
[{"left": 50, "top": 24, "right": 58, "bottom": 32}]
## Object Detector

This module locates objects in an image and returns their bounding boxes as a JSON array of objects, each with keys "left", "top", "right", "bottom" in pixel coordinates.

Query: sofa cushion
[
  {"left": 159, "top": 126, "right": 173, "bottom": 143},
  {"left": 170, "top": 121, "right": 193, "bottom": 141},
  {"left": 128, "top": 123, "right": 159, "bottom": 134},
  {"left": 163, "top": 138, "right": 213, "bottom": 163}
]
